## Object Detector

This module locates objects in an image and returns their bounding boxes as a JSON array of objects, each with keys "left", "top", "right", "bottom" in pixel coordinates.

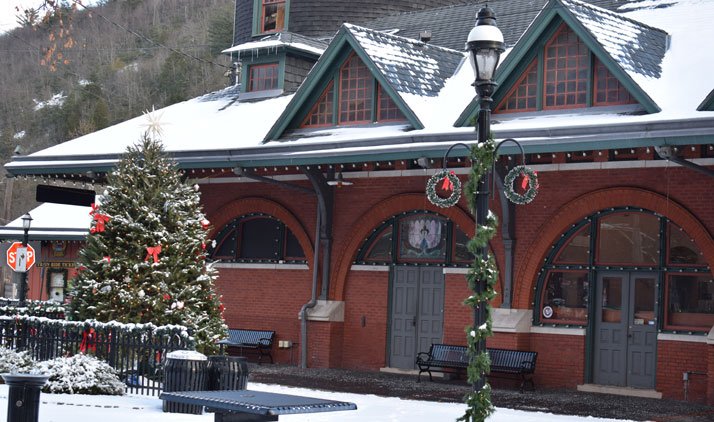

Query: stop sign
[{"left": 7, "top": 242, "right": 35, "bottom": 272}]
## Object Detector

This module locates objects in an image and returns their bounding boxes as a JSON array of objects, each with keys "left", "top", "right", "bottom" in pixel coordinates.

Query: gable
[
  {"left": 699, "top": 89, "right": 714, "bottom": 112},
  {"left": 455, "top": 0, "right": 665, "bottom": 126}
]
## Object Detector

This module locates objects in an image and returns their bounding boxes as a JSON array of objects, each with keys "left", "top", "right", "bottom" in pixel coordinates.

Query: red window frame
[
  {"left": 664, "top": 273, "right": 714, "bottom": 332},
  {"left": 593, "top": 58, "right": 637, "bottom": 106},
  {"left": 595, "top": 212, "right": 660, "bottom": 266},
  {"left": 338, "top": 52, "right": 373, "bottom": 125},
  {"left": 543, "top": 23, "right": 588, "bottom": 110},
  {"left": 377, "top": 85, "right": 406, "bottom": 122},
  {"left": 495, "top": 58, "right": 538, "bottom": 113},
  {"left": 552, "top": 225, "right": 590, "bottom": 265},
  {"left": 301, "top": 81, "right": 334, "bottom": 128},
  {"left": 248, "top": 63, "right": 279, "bottom": 92},
  {"left": 261, "top": 0, "right": 286, "bottom": 34}
]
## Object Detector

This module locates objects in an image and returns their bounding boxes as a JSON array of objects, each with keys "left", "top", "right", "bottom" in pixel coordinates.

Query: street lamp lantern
[
  {"left": 466, "top": 6, "right": 505, "bottom": 101},
  {"left": 21, "top": 213, "right": 33, "bottom": 232}
]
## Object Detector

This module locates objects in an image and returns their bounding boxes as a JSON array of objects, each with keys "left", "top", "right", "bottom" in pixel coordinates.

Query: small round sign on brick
[{"left": 7, "top": 242, "right": 35, "bottom": 272}]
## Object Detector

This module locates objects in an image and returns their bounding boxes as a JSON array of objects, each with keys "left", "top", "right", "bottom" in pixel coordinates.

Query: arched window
[
  {"left": 355, "top": 211, "right": 480, "bottom": 266},
  {"left": 210, "top": 214, "right": 305, "bottom": 263},
  {"left": 535, "top": 207, "right": 712, "bottom": 332}
]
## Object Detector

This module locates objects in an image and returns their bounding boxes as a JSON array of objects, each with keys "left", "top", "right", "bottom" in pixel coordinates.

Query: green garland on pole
[
  {"left": 458, "top": 139, "right": 499, "bottom": 422},
  {"left": 503, "top": 165, "right": 539, "bottom": 205},
  {"left": 426, "top": 170, "right": 462, "bottom": 208}
]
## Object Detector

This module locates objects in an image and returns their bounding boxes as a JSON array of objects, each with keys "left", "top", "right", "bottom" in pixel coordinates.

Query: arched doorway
[
  {"left": 534, "top": 207, "right": 713, "bottom": 389},
  {"left": 355, "top": 210, "right": 478, "bottom": 369}
]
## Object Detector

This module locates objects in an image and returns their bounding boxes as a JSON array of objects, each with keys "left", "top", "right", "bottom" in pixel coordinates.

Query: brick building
[{"left": 4, "top": 0, "right": 714, "bottom": 404}]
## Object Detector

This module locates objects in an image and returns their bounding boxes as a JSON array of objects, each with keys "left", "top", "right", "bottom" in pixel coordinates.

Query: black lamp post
[
  {"left": 466, "top": 6, "right": 504, "bottom": 392},
  {"left": 19, "top": 212, "right": 32, "bottom": 306}
]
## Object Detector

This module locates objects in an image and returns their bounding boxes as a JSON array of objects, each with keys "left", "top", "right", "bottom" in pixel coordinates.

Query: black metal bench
[
  {"left": 161, "top": 389, "right": 357, "bottom": 421},
  {"left": 415, "top": 344, "right": 537, "bottom": 391},
  {"left": 217, "top": 329, "right": 275, "bottom": 364}
]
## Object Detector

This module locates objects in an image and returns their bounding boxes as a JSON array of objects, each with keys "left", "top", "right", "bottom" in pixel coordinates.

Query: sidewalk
[{"left": 247, "top": 364, "right": 714, "bottom": 422}]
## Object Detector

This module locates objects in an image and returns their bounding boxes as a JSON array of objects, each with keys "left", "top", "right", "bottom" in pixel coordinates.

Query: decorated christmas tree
[{"left": 68, "top": 134, "right": 226, "bottom": 354}]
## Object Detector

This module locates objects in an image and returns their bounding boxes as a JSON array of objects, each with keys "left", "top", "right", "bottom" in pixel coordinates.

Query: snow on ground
[{"left": 0, "top": 382, "right": 639, "bottom": 422}]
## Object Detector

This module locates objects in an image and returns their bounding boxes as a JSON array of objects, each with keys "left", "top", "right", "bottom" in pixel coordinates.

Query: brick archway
[
  {"left": 513, "top": 187, "right": 714, "bottom": 309},
  {"left": 331, "top": 193, "right": 476, "bottom": 301},
  {"left": 207, "top": 197, "right": 315, "bottom": 268}
]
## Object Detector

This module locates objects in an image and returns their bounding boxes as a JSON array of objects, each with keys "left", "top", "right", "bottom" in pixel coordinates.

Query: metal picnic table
[{"left": 160, "top": 389, "right": 357, "bottom": 421}]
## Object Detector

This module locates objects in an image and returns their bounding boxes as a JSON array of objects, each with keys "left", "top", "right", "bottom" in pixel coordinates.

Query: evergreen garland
[{"left": 458, "top": 139, "right": 499, "bottom": 422}]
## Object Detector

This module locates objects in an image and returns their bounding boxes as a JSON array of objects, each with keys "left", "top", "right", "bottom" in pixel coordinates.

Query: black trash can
[
  {"left": 208, "top": 355, "right": 248, "bottom": 390},
  {"left": 1, "top": 373, "right": 50, "bottom": 422},
  {"left": 162, "top": 350, "right": 208, "bottom": 414}
]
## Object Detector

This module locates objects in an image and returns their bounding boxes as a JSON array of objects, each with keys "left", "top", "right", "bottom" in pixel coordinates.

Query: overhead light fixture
[{"left": 327, "top": 172, "right": 353, "bottom": 188}]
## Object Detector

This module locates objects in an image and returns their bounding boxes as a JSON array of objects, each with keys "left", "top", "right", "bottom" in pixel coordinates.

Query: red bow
[
  {"left": 441, "top": 171, "right": 455, "bottom": 192},
  {"left": 89, "top": 203, "right": 99, "bottom": 215},
  {"left": 93, "top": 213, "right": 110, "bottom": 232},
  {"left": 79, "top": 328, "right": 96, "bottom": 353},
  {"left": 521, "top": 173, "right": 529, "bottom": 190},
  {"left": 145, "top": 245, "right": 162, "bottom": 263}
]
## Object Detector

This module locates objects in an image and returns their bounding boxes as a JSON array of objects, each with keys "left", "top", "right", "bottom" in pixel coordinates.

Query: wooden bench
[
  {"left": 415, "top": 344, "right": 537, "bottom": 391},
  {"left": 217, "top": 329, "right": 275, "bottom": 364}
]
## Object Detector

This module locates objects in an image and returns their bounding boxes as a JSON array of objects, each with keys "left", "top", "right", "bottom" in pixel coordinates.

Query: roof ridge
[
  {"left": 342, "top": 23, "right": 465, "bottom": 55},
  {"left": 560, "top": 0, "right": 668, "bottom": 35}
]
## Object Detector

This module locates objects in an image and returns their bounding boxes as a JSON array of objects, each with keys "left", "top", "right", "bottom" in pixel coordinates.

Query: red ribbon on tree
[
  {"left": 89, "top": 203, "right": 99, "bottom": 215},
  {"left": 145, "top": 245, "right": 162, "bottom": 263},
  {"left": 441, "top": 171, "right": 456, "bottom": 192},
  {"left": 93, "top": 213, "right": 110, "bottom": 233},
  {"left": 79, "top": 328, "right": 96, "bottom": 353}
]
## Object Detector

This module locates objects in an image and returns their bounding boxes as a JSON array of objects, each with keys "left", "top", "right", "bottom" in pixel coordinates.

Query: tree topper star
[{"left": 142, "top": 105, "right": 167, "bottom": 138}]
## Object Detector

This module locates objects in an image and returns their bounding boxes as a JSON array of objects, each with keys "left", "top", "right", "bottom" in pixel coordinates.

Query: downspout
[
  {"left": 300, "top": 208, "right": 320, "bottom": 369},
  {"left": 655, "top": 146, "right": 714, "bottom": 178}
]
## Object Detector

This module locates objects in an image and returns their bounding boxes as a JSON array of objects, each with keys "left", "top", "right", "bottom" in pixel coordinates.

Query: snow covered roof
[
  {"left": 561, "top": 0, "right": 668, "bottom": 79},
  {"left": 223, "top": 32, "right": 328, "bottom": 58},
  {"left": 0, "top": 202, "right": 92, "bottom": 240},
  {"left": 4, "top": 0, "right": 714, "bottom": 177}
]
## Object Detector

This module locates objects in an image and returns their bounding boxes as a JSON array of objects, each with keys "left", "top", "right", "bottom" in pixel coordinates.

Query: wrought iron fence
[{"left": 0, "top": 316, "right": 193, "bottom": 395}]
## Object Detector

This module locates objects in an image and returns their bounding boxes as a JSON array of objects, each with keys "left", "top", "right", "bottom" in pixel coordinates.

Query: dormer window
[
  {"left": 301, "top": 52, "right": 406, "bottom": 128},
  {"left": 248, "top": 63, "right": 279, "bottom": 92},
  {"left": 495, "top": 23, "right": 636, "bottom": 114},
  {"left": 260, "top": 0, "right": 286, "bottom": 33}
]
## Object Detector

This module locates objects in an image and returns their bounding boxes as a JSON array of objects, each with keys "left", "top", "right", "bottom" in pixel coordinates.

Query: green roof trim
[
  {"left": 698, "top": 89, "right": 714, "bottom": 111},
  {"left": 454, "top": 0, "right": 661, "bottom": 127},
  {"left": 263, "top": 25, "right": 423, "bottom": 142}
]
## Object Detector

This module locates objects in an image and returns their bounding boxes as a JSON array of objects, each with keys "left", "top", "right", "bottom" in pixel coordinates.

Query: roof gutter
[
  {"left": 655, "top": 146, "right": 714, "bottom": 179},
  {"left": 6, "top": 117, "right": 714, "bottom": 176}
]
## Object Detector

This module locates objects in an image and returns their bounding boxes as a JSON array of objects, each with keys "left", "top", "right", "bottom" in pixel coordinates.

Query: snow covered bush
[
  {"left": 0, "top": 346, "right": 33, "bottom": 374},
  {"left": 36, "top": 354, "right": 126, "bottom": 395}
]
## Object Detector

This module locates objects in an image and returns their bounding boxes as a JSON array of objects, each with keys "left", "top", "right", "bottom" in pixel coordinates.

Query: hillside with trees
[{"left": 0, "top": 0, "right": 235, "bottom": 221}]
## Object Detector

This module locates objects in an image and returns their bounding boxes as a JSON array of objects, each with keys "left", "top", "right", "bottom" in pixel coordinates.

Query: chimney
[{"left": 419, "top": 30, "right": 432, "bottom": 43}]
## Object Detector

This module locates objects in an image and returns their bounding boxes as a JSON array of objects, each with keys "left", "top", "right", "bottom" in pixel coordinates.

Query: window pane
[
  {"left": 543, "top": 24, "right": 587, "bottom": 110},
  {"left": 495, "top": 59, "right": 538, "bottom": 113},
  {"left": 248, "top": 63, "right": 279, "bottom": 92},
  {"left": 601, "top": 276, "right": 622, "bottom": 323},
  {"left": 541, "top": 271, "right": 588, "bottom": 322},
  {"left": 284, "top": 229, "right": 305, "bottom": 259},
  {"left": 669, "top": 223, "right": 706, "bottom": 266},
  {"left": 398, "top": 215, "right": 446, "bottom": 261},
  {"left": 453, "top": 226, "right": 473, "bottom": 262},
  {"left": 667, "top": 274, "right": 714, "bottom": 331},
  {"left": 239, "top": 217, "right": 281, "bottom": 259},
  {"left": 301, "top": 82, "right": 334, "bottom": 127},
  {"left": 593, "top": 58, "right": 636, "bottom": 107},
  {"left": 633, "top": 276, "right": 655, "bottom": 325},
  {"left": 598, "top": 213, "right": 659, "bottom": 265},
  {"left": 339, "top": 54, "right": 373, "bottom": 124},
  {"left": 365, "top": 225, "right": 393, "bottom": 261},
  {"left": 262, "top": 0, "right": 285, "bottom": 32},
  {"left": 213, "top": 227, "right": 237, "bottom": 259},
  {"left": 554, "top": 226, "right": 590, "bottom": 264}
]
